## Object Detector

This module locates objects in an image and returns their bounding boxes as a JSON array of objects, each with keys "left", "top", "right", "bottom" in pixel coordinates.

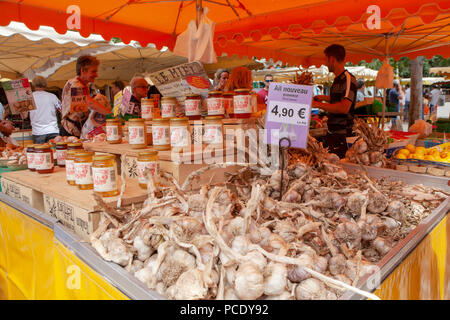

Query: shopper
[
  {"left": 30, "top": 76, "right": 61, "bottom": 144},
  {"left": 60, "top": 55, "right": 111, "bottom": 137},
  {"left": 429, "top": 84, "right": 441, "bottom": 116},
  {"left": 257, "top": 74, "right": 274, "bottom": 106},
  {"left": 224, "top": 66, "right": 252, "bottom": 92},
  {"left": 111, "top": 80, "right": 124, "bottom": 100},
  {"left": 312, "top": 44, "right": 357, "bottom": 159},
  {"left": 213, "top": 69, "right": 230, "bottom": 91},
  {"left": 404, "top": 84, "right": 410, "bottom": 122},
  {"left": 123, "top": 76, "right": 149, "bottom": 118}
]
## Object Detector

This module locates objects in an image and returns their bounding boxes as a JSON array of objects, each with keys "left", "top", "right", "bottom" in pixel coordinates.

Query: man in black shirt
[
  {"left": 312, "top": 44, "right": 357, "bottom": 158},
  {"left": 125, "top": 76, "right": 149, "bottom": 117}
]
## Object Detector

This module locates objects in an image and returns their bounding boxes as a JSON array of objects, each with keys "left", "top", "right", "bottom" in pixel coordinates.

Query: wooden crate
[
  {"left": 1, "top": 167, "right": 148, "bottom": 241},
  {"left": 1, "top": 177, "right": 44, "bottom": 212}
]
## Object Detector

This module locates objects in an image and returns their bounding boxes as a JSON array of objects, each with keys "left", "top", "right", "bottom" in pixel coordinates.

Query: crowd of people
[{"left": 0, "top": 48, "right": 446, "bottom": 152}]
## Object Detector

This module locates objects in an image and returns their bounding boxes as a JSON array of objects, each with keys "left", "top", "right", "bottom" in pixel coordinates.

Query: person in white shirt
[
  {"left": 30, "top": 76, "right": 61, "bottom": 144},
  {"left": 429, "top": 85, "right": 441, "bottom": 115}
]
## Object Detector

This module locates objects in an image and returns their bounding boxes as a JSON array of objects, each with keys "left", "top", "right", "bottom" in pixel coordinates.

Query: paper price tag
[
  {"left": 70, "top": 87, "right": 89, "bottom": 113},
  {"left": 266, "top": 100, "right": 310, "bottom": 126}
]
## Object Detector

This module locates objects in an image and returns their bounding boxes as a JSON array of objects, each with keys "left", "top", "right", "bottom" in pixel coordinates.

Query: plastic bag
[
  {"left": 173, "top": 7, "right": 217, "bottom": 64},
  {"left": 375, "top": 59, "right": 394, "bottom": 89},
  {"left": 409, "top": 120, "right": 433, "bottom": 138}
]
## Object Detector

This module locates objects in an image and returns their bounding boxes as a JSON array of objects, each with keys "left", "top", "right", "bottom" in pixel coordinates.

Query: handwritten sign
[
  {"left": 119, "top": 86, "right": 132, "bottom": 115},
  {"left": 264, "top": 83, "right": 313, "bottom": 149},
  {"left": 70, "top": 86, "right": 89, "bottom": 113},
  {"left": 148, "top": 61, "right": 212, "bottom": 104},
  {"left": 1, "top": 78, "right": 36, "bottom": 114}
]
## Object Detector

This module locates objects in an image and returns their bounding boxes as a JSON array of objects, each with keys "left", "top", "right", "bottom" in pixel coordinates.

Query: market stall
[{"left": 0, "top": 0, "right": 449, "bottom": 301}]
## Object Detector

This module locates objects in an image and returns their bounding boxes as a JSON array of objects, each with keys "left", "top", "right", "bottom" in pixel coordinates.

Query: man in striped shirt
[{"left": 312, "top": 44, "right": 357, "bottom": 158}]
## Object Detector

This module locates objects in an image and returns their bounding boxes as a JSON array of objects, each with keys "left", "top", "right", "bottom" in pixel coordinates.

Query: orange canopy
[{"left": 1, "top": 0, "right": 449, "bottom": 66}]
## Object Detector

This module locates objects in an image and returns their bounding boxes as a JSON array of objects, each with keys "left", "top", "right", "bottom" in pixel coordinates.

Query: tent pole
[
  {"left": 196, "top": 0, "right": 203, "bottom": 27},
  {"left": 382, "top": 35, "right": 389, "bottom": 131}
]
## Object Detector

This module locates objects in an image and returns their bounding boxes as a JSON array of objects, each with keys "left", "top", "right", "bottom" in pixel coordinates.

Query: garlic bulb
[
  {"left": 346, "top": 192, "right": 367, "bottom": 216},
  {"left": 224, "top": 287, "right": 239, "bottom": 300},
  {"left": 295, "top": 278, "right": 327, "bottom": 300},
  {"left": 225, "top": 217, "right": 245, "bottom": 236},
  {"left": 129, "top": 259, "right": 144, "bottom": 274},
  {"left": 234, "top": 262, "right": 264, "bottom": 300},
  {"left": 231, "top": 235, "right": 250, "bottom": 256},
  {"left": 328, "top": 254, "right": 346, "bottom": 276},
  {"left": 158, "top": 249, "right": 196, "bottom": 287},
  {"left": 264, "top": 291, "right": 294, "bottom": 300},
  {"left": 264, "top": 262, "right": 287, "bottom": 296},
  {"left": 367, "top": 192, "right": 388, "bottom": 214},
  {"left": 133, "top": 235, "right": 153, "bottom": 262},
  {"left": 135, "top": 267, "right": 153, "bottom": 286},
  {"left": 287, "top": 265, "right": 311, "bottom": 283},
  {"left": 244, "top": 250, "right": 267, "bottom": 272},
  {"left": 170, "top": 268, "right": 208, "bottom": 300}
]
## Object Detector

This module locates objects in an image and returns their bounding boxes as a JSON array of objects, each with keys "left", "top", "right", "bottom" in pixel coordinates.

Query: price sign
[
  {"left": 119, "top": 87, "right": 132, "bottom": 115},
  {"left": 1, "top": 78, "right": 37, "bottom": 114},
  {"left": 70, "top": 86, "right": 89, "bottom": 113},
  {"left": 264, "top": 83, "right": 313, "bottom": 149}
]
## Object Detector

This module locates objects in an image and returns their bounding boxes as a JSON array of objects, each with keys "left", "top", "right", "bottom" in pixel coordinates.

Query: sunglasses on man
[{"left": 265, "top": 79, "right": 274, "bottom": 82}]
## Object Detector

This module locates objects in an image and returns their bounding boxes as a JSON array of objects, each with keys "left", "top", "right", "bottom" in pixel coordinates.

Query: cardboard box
[{"left": 1, "top": 178, "right": 44, "bottom": 212}]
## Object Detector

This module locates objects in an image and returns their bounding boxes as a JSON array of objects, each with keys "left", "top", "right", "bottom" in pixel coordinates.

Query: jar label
[
  {"left": 129, "top": 126, "right": 145, "bottom": 145},
  {"left": 185, "top": 99, "right": 201, "bottom": 116},
  {"left": 66, "top": 159, "right": 75, "bottom": 181},
  {"left": 204, "top": 124, "right": 223, "bottom": 144},
  {"left": 161, "top": 103, "right": 176, "bottom": 118},
  {"left": 106, "top": 125, "right": 120, "bottom": 141},
  {"left": 26, "top": 152, "right": 35, "bottom": 169},
  {"left": 34, "top": 152, "right": 53, "bottom": 170},
  {"left": 207, "top": 98, "right": 224, "bottom": 115},
  {"left": 92, "top": 167, "right": 117, "bottom": 192},
  {"left": 137, "top": 161, "right": 158, "bottom": 184},
  {"left": 141, "top": 102, "right": 154, "bottom": 120},
  {"left": 234, "top": 95, "right": 252, "bottom": 114},
  {"left": 74, "top": 162, "right": 93, "bottom": 185},
  {"left": 56, "top": 149, "right": 66, "bottom": 166},
  {"left": 152, "top": 125, "right": 170, "bottom": 145},
  {"left": 170, "top": 126, "right": 189, "bottom": 147}
]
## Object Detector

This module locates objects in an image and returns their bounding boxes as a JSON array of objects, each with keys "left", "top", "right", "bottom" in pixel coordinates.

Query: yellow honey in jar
[
  {"left": 92, "top": 154, "right": 119, "bottom": 197},
  {"left": 128, "top": 118, "right": 147, "bottom": 149},
  {"left": 137, "top": 151, "right": 159, "bottom": 190},
  {"left": 74, "top": 151, "right": 95, "bottom": 190},
  {"left": 65, "top": 150, "right": 79, "bottom": 185},
  {"left": 106, "top": 118, "right": 122, "bottom": 144}
]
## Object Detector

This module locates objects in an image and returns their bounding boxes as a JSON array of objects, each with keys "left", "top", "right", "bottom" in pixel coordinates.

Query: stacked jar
[
  {"left": 152, "top": 118, "right": 171, "bottom": 151},
  {"left": 92, "top": 154, "right": 119, "bottom": 197},
  {"left": 161, "top": 96, "right": 177, "bottom": 119},
  {"left": 207, "top": 91, "right": 224, "bottom": 116},
  {"left": 65, "top": 150, "right": 80, "bottom": 185},
  {"left": 137, "top": 151, "right": 159, "bottom": 190},
  {"left": 55, "top": 142, "right": 68, "bottom": 167},
  {"left": 185, "top": 94, "right": 202, "bottom": 120},
  {"left": 141, "top": 98, "right": 154, "bottom": 120},
  {"left": 105, "top": 118, "right": 122, "bottom": 144},
  {"left": 233, "top": 89, "right": 252, "bottom": 118},
  {"left": 203, "top": 116, "right": 224, "bottom": 148},
  {"left": 26, "top": 144, "right": 36, "bottom": 171},
  {"left": 74, "top": 151, "right": 95, "bottom": 190},
  {"left": 34, "top": 144, "right": 54, "bottom": 174},
  {"left": 170, "top": 117, "right": 191, "bottom": 150},
  {"left": 128, "top": 118, "right": 147, "bottom": 149},
  {"left": 223, "top": 92, "right": 234, "bottom": 118}
]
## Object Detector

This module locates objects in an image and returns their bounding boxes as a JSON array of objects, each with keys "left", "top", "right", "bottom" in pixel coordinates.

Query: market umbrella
[{"left": 2, "top": 1, "right": 448, "bottom": 67}]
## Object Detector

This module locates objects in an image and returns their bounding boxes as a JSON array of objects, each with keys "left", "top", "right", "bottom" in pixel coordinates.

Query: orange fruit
[
  {"left": 415, "top": 147, "right": 426, "bottom": 154},
  {"left": 406, "top": 144, "right": 416, "bottom": 153},
  {"left": 396, "top": 153, "right": 407, "bottom": 159},
  {"left": 408, "top": 154, "right": 415, "bottom": 159},
  {"left": 414, "top": 153, "right": 425, "bottom": 160},
  {"left": 424, "top": 155, "right": 434, "bottom": 161},
  {"left": 429, "top": 149, "right": 439, "bottom": 156},
  {"left": 398, "top": 149, "right": 410, "bottom": 156},
  {"left": 440, "top": 152, "right": 448, "bottom": 159}
]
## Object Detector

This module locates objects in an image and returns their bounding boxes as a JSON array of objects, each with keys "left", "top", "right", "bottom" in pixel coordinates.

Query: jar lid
[
  {"left": 34, "top": 144, "right": 51, "bottom": 149},
  {"left": 161, "top": 96, "right": 176, "bottom": 101},
  {"left": 56, "top": 141, "right": 68, "bottom": 145},
  {"left": 66, "top": 150, "right": 81, "bottom": 156},
  {"left": 93, "top": 154, "right": 115, "bottom": 161},
  {"left": 106, "top": 118, "right": 121, "bottom": 122},
  {"left": 152, "top": 118, "right": 170, "bottom": 122},
  {"left": 170, "top": 117, "right": 189, "bottom": 122},
  {"left": 128, "top": 118, "right": 145, "bottom": 122},
  {"left": 205, "top": 116, "right": 224, "bottom": 120},
  {"left": 26, "top": 144, "right": 36, "bottom": 149},
  {"left": 67, "top": 142, "right": 82, "bottom": 147},
  {"left": 208, "top": 91, "right": 222, "bottom": 95},
  {"left": 138, "top": 151, "right": 158, "bottom": 157},
  {"left": 235, "top": 88, "right": 250, "bottom": 92},
  {"left": 186, "top": 94, "right": 201, "bottom": 98},
  {"left": 223, "top": 91, "right": 235, "bottom": 96},
  {"left": 75, "top": 151, "right": 95, "bottom": 157}
]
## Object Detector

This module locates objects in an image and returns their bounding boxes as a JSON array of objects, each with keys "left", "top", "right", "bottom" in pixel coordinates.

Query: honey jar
[
  {"left": 185, "top": 94, "right": 202, "bottom": 120},
  {"left": 92, "top": 154, "right": 119, "bottom": 197},
  {"left": 137, "top": 151, "right": 159, "bottom": 189},
  {"left": 223, "top": 92, "right": 234, "bottom": 118},
  {"left": 65, "top": 150, "right": 79, "bottom": 185},
  {"left": 26, "top": 144, "right": 36, "bottom": 171},
  {"left": 34, "top": 144, "right": 54, "bottom": 174},
  {"left": 128, "top": 118, "right": 147, "bottom": 149},
  {"left": 67, "top": 142, "right": 83, "bottom": 151},
  {"left": 207, "top": 91, "right": 224, "bottom": 116},
  {"left": 233, "top": 88, "right": 252, "bottom": 118},
  {"left": 141, "top": 98, "right": 154, "bottom": 120},
  {"left": 105, "top": 118, "right": 122, "bottom": 144},
  {"left": 170, "top": 117, "right": 191, "bottom": 149},
  {"left": 204, "top": 116, "right": 224, "bottom": 148},
  {"left": 152, "top": 118, "right": 171, "bottom": 151},
  {"left": 55, "top": 142, "right": 68, "bottom": 167},
  {"left": 161, "top": 96, "right": 177, "bottom": 118},
  {"left": 74, "top": 151, "right": 94, "bottom": 190}
]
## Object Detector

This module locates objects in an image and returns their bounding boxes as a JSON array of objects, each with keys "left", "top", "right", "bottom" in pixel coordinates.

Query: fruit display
[{"left": 395, "top": 144, "right": 450, "bottom": 163}]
